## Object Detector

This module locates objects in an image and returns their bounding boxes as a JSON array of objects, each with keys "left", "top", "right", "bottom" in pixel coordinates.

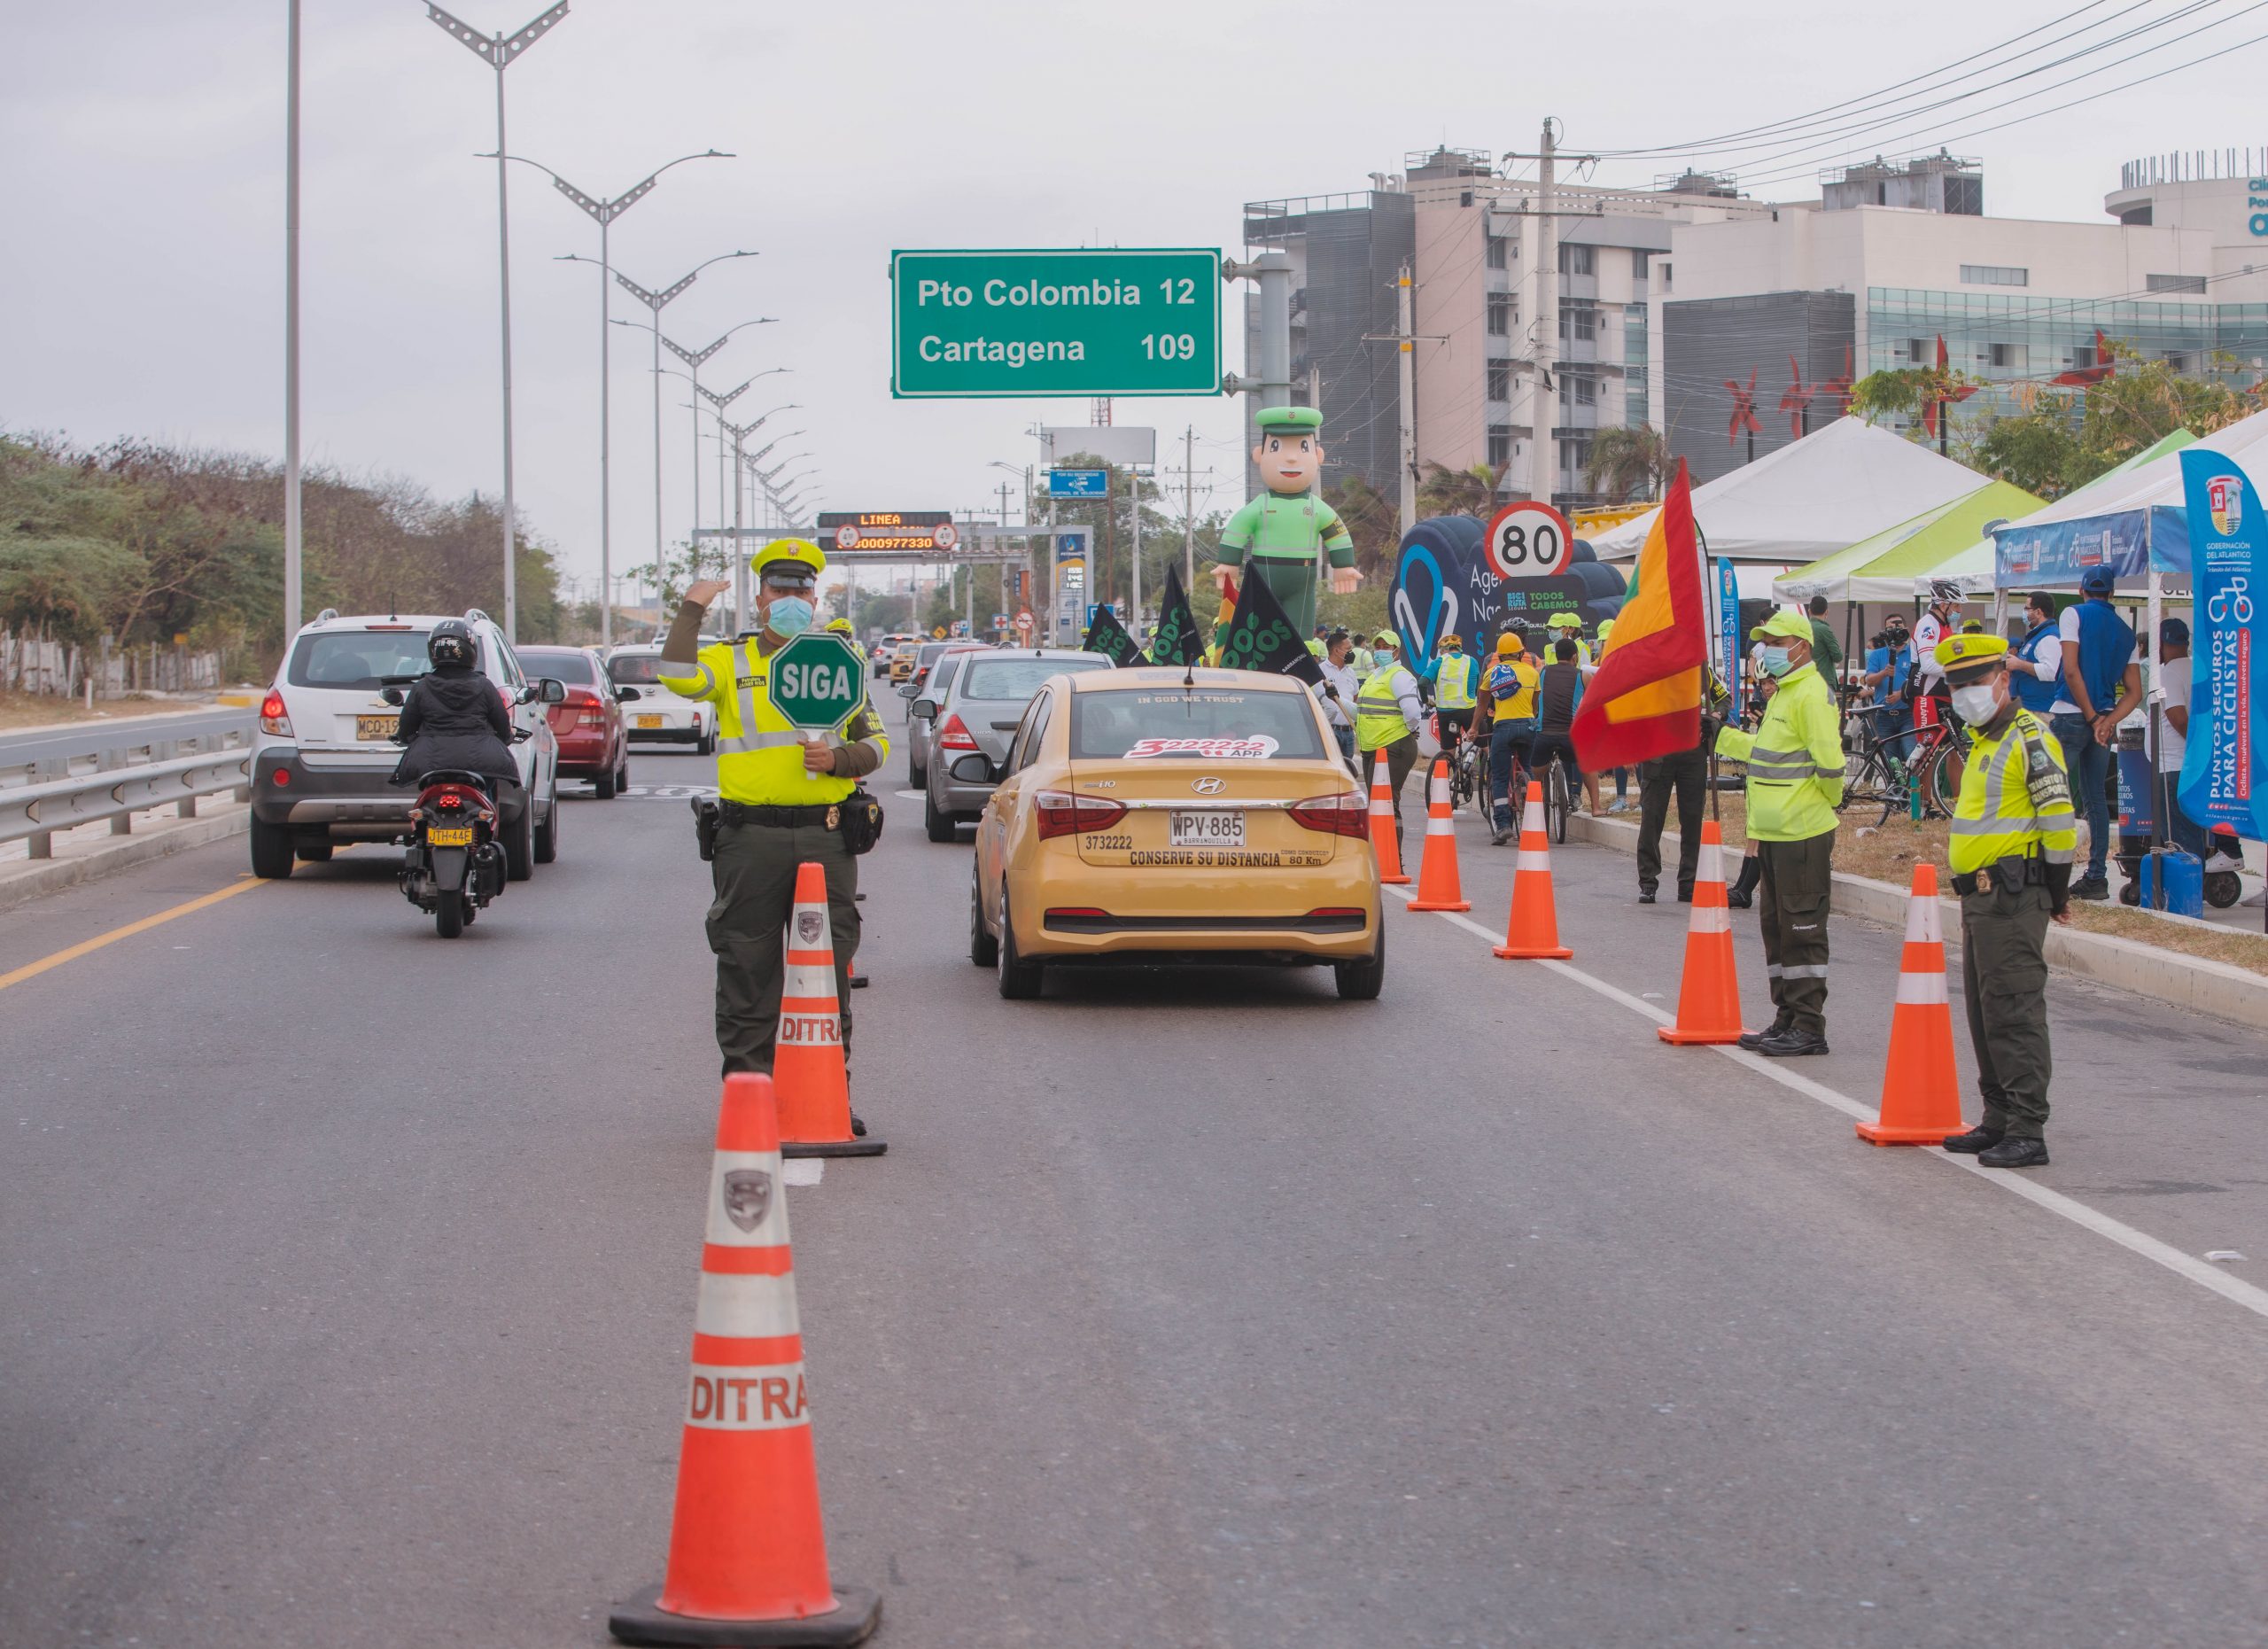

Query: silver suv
[
  {"left": 920, "top": 648, "right": 1113, "bottom": 840},
  {"left": 249, "top": 609, "right": 563, "bottom": 880}
]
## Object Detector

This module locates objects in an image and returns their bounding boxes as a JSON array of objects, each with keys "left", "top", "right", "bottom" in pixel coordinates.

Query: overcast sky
[{"left": 7, "top": 1, "right": 2265, "bottom": 604}]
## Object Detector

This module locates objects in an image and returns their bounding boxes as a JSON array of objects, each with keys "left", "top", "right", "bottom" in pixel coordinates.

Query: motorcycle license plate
[
  {"left": 427, "top": 826, "right": 476, "bottom": 847},
  {"left": 635, "top": 713, "right": 664, "bottom": 728},
  {"left": 356, "top": 714, "right": 399, "bottom": 741},
  {"left": 1169, "top": 809, "right": 1244, "bottom": 849}
]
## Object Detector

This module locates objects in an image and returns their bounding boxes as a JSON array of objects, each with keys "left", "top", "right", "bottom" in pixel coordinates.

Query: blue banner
[
  {"left": 2177, "top": 447, "right": 2268, "bottom": 840},
  {"left": 1390, "top": 516, "right": 1624, "bottom": 674},
  {"left": 1992, "top": 505, "right": 2190, "bottom": 587},
  {"left": 1715, "top": 559, "right": 1742, "bottom": 723}
]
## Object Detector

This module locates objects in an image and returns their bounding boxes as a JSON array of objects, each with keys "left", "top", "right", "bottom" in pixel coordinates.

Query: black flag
[
  {"left": 1148, "top": 564, "right": 1202, "bottom": 668},
  {"left": 1080, "top": 603, "right": 1147, "bottom": 667},
  {"left": 1214, "top": 568, "right": 1324, "bottom": 686}
]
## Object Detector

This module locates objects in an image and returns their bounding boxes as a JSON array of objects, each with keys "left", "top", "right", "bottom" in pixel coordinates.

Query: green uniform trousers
[
  {"left": 1636, "top": 746, "right": 1708, "bottom": 896},
  {"left": 705, "top": 819, "right": 860, "bottom": 1079},
  {"left": 1960, "top": 882, "right": 2054, "bottom": 1139},
  {"left": 1241, "top": 555, "right": 1322, "bottom": 638},
  {"left": 1756, "top": 830, "right": 1835, "bottom": 1038},
  {"left": 1379, "top": 734, "right": 1418, "bottom": 848}
]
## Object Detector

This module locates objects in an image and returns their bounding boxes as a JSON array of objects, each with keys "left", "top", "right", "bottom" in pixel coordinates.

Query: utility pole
[
  {"left": 423, "top": 3, "right": 570, "bottom": 642},
  {"left": 1183, "top": 424, "right": 1196, "bottom": 591},
  {"left": 1222, "top": 253, "right": 1294, "bottom": 485},
  {"left": 283, "top": 0, "right": 302, "bottom": 648},
  {"left": 1363, "top": 265, "right": 1443, "bottom": 538},
  {"left": 1130, "top": 464, "right": 1142, "bottom": 640},
  {"left": 1502, "top": 120, "right": 1601, "bottom": 511}
]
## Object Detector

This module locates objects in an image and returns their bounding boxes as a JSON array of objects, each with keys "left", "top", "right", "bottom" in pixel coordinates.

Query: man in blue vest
[
  {"left": 2052, "top": 568, "right": 2142, "bottom": 899},
  {"left": 2008, "top": 593, "right": 2064, "bottom": 719}
]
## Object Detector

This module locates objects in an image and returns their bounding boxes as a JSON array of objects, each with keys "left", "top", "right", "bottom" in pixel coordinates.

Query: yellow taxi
[{"left": 965, "top": 666, "right": 1384, "bottom": 1000}]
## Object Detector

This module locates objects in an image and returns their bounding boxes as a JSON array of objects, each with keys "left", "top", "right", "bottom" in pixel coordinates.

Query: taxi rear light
[
  {"left": 936, "top": 713, "right": 981, "bottom": 753},
  {"left": 1309, "top": 907, "right": 1365, "bottom": 918},
  {"left": 1033, "top": 788, "right": 1127, "bottom": 839},
  {"left": 259, "top": 689, "right": 292, "bottom": 736},
  {"left": 1046, "top": 907, "right": 1107, "bottom": 920},
  {"left": 1288, "top": 789, "right": 1370, "bottom": 839}
]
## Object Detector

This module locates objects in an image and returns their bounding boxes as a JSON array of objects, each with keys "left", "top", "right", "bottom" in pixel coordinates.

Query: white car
[
  {"left": 608, "top": 642, "right": 717, "bottom": 752},
  {"left": 249, "top": 608, "right": 563, "bottom": 880}
]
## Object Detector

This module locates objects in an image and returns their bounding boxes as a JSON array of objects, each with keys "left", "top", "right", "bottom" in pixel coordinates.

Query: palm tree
[
  {"left": 1323, "top": 473, "right": 1400, "bottom": 578},
  {"left": 1415, "top": 461, "right": 1506, "bottom": 519},
  {"left": 1584, "top": 424, "right": 1673, "bottom": 503}
]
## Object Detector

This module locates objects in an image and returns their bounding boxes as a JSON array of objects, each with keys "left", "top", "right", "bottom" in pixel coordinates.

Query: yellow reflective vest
[
  {"left": 659, "top": 636, "right": 889, "bottom": 806},
  {"left": 1355, "top": 665, "right": 1417, "bottom": 754},
  {"left": 1949, "top": 708, "right": 2078, "bottom": 875},
  {"left": 1433, "top": 652, "right": 1478, "bottom": 709},
  {"left": 1714, "top": 662, "right": 1843, "bottom": 840}
]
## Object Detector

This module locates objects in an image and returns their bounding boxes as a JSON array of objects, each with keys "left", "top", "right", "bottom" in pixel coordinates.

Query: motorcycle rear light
[
  {"left": 1289, "top": 789, "right": 1371, "bottom": 839},
  {"left": 1033, "top": 789, "right": 1127, "bottom": 839},
  {"left": 259, "top": 689, "right": 292, "bottom": 736},
  {"left": 936, "top": 713, "right": 981, "bottom": 753},
  {"left": 438, "top": 793, "right": 462, "bottom": 809}
]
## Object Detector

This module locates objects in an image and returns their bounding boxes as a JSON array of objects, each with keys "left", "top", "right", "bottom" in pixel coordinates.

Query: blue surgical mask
[
  {"left": 1759, "top": 645, "right": 1795, "bottom": 678},
  {"left": 765, "top": 595, "right": 815, "bottom": 636}
]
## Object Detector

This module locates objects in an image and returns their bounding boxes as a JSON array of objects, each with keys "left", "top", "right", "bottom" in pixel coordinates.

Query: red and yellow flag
[{"left": 1572, "top": 458, "right": 1707, "bottom": 770}]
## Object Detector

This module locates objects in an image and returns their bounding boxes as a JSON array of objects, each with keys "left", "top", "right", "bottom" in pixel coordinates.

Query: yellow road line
[{"left": 0, "top": 876, "right": 268, "bottom": 993}]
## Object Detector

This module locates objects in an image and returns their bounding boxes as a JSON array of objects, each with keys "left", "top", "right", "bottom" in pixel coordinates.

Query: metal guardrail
[
  {"left": 0, "top": 752, "right": 253, "bottom": 860},
  {"left": 0, "top": 717, "right": 254, "bottom": 790}
]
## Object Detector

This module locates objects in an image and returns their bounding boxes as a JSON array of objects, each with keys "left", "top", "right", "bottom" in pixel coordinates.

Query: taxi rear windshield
[
  {"left": 608, "top": 654, "right": 670, "bottom": 685},
  {"left": 1068, "top": 688, "right": 1326, "bottom": 760},
  {"left": 287, "top": 629, "right": 435, "bottom": 689}
]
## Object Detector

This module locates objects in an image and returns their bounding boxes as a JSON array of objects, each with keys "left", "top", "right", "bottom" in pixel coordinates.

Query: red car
[{"left": 519, "top": 645, "right": 630, "bottom": 798}]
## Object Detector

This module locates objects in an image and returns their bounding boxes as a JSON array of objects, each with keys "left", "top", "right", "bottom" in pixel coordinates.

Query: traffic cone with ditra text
[
  {"left": 1368, "top": 747, "right": 1410, "bottom": 886},
  {"left": 1658, "top": 820, "right": 1748, "bottom": 1045},
  {"left": 776, "top": 862, "right": 885, "bottom": 1158},
  {"left": 1408, "top": 757, "right": 1471, "bottom": 912},
  {"left": 1857, "top": 862, "right": 1965, "bottom": 1145},
  {"left": 1493, "top": 781, "right": 1573, "bottom": 960},
  {"left": 608, "top": 1072, "right": 882, "bottom": 1648}
]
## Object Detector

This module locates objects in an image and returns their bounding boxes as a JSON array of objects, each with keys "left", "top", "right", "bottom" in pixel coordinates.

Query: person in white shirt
[
  {"left": 1313, "top": 627, "right": 1361, "bottom": 774},
  {"left": 2152, "top": 617, "right": 2203, "bottom": 860}
]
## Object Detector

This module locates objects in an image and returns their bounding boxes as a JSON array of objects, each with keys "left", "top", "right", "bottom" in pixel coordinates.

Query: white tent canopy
[{"left": 1588, "top": 416, "right": 1984, "bottom": 564}]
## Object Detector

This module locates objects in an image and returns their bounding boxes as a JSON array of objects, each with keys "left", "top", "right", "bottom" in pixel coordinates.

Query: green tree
[
  {"left": 1416, "top": 461, "right": 1506, "bottom": 519},
  {"left": 1323, "top": 473, "right": 1401, "bottom": 579},
  {"left": 1583, "top": 424, "right": 1674, "bottom": 503}
]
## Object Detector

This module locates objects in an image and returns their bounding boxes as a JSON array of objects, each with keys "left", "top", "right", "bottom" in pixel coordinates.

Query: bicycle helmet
[
  {"left": 1440, "top": 632, "right": 1462, "bottom": 649},
  {"left": 427, "top": 618, "right": 478, "bottom": 669},
  {"left": 1928, "top": 579, "right": 1962, "bottom": 607}
]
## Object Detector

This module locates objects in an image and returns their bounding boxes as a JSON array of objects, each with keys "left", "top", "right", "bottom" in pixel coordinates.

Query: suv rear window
[
  {"left": 609, "top": 654, "right": 670, "bottom": 685},
  {"left": 524, "top": 651, "right": 595, "bottom": 684},
  {"left": 1069, "top": 688, "right": 1326, "bottom": 760},
  {"left": 959, "top": 657, "right": 1110, "bottom": 701},
  {"left": 288, "top": 628, "right": 434, "bottom": 689}
]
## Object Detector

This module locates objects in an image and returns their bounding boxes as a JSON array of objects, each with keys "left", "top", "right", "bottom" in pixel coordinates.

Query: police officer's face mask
[
  {"left": 1951, "top": 673, "right": 2004, "bottom": 725},
  {"left": 762, "top": 585, "right": 816, "bottom": 635}
]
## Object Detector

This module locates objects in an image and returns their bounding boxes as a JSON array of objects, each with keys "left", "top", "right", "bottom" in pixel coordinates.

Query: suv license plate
[
  {"left": 427, "top": 826, "right": 475, "bottom": 847},
  {"left": 635, "top": 713, "right": 664, "bottom": 728},
  {"left": 1169, "top": 809, "right": 1243, "bottom": 849},
  {"left": 356, "top": 715, "right": 398, "bottom": 741}
]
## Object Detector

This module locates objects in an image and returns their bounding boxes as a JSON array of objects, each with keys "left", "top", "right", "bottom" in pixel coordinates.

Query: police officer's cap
[
  {"left": 1546, "top": 611, "right": 1581, "bottom": 629},
  {"left": 1935, "top": 632, "right": 2008, "bottom": 683},
  {"left": 754, "top": 538, "right": 826, "bottom": 584},
  {"left": 1254, "top": 406, "right": 1324, "bottom": 437},
  {"left": 1371, "top": 629, "right": 1397, "bottom": 647},
  {"left": 1748, "top": 607, "right": 1813, "bottom": 643}
]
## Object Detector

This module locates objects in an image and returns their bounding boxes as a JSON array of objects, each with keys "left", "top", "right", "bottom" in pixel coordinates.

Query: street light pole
[
  {"left": 660, "top": 320, "right": 776, "bottom": 595},
  {"left": 284, "top": 0, "right": 302, "bottom": 649},
  {"left": 513, "top": 149, "right": 730, "bottom": 647},
  {"left": 423, "top": 2, "right": 569, "bottom": 642},
  {"left": 703, "top": 389, "right": 796, "bottom": 621}
]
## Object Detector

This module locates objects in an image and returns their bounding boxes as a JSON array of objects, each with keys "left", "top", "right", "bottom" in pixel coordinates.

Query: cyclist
[
  {"left": 1860, "top": 626, "right": 1915, "bottom": 768},
  {"left": 1426, "top": 632, "right": 1480, "bottom": 772},
  {"left": 1480, "top": 627, "right": 1542, "bottom": 844},
  {"left": 1526, "top": 636, "right": 1592, "bottom": 821}
]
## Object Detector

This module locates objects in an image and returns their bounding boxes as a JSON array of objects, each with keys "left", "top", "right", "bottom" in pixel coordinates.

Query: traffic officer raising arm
[
  {"left": 1935, "top": 634, "right": 2077, "bottom": 1169},
  {"left": 659, "top": 540, "right": 889, "bottom": 1094},
  {"left": 1713, "top": 608, "right": 1845, "bottom": 1057}
]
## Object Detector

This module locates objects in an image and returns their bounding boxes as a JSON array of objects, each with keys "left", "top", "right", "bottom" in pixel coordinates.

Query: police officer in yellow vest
[
  {"left": 1713, "top": 607, "right": 1845, "bottom": 1057},
  {"left": 1936, "top": 634, "right": 2078, "bottom": 1169},
  {"left": 661, "top": 541, "right": 889, "bottom": 1084},
  {"left": 1355, "top": 629, "right": 1423, "bottom": 850}
]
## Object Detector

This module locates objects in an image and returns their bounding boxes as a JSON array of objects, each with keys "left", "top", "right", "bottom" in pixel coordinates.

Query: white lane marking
[
  {"left": 894, "top": 789, "right": 924, "bottom": 800},
  {"left": 1386, "top": 883, "right": 2268, "bottom": 1326},
  {"left": 781, "top": 1158, "right": 825, "bottom": 1187}
]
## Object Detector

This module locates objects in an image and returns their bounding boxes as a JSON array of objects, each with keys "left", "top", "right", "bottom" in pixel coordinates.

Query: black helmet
[{"left": 427, "top": 618, "right": 477, "bottom": 669}]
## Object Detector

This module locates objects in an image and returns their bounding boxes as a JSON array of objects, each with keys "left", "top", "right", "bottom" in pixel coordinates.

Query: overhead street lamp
[
  {"left": 711, "top": 399, "right": 799, "bottom": 618},
  {"left": 578, "top": 249, "right": 756, "bottom": 611},
  {"left": 423, "top": 1, "right": 570, "bottom": 641},
  {"left": 658, "top": 319, "right": 776, "bottom": 556},
  {"left": 512, "top": 146, "right": 730, "bottom": 646}
]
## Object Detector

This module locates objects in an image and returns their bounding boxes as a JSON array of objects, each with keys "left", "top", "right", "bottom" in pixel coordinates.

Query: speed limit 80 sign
[{"left": 1483, "top": 501, "right": 1575, "bottom": 580}]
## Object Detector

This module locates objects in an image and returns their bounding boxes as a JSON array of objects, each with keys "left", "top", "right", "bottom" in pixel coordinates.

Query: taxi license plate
[
  {"left": 427, "top": 826, "right": 475, "bottom": 847},
  {"left": 356, "top": 714, "right": 398, "bottom": 741},
  {"left": 1169, "top": 809, "right": 1243, "bottom": 849},
  {"left": 635, "top": 713, "right": 664, "bottom": 728}
]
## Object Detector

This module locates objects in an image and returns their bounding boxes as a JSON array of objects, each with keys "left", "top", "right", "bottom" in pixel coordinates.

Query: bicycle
[
  {"left": 1464, "top": 735, "right": 1492, "bottom": 826},
  {"left": 1837, "top": 699, "right": 1964, "bottom": 828},
  {"left": 1544, "top": 757, "right": 1572, "bottom": 844}
]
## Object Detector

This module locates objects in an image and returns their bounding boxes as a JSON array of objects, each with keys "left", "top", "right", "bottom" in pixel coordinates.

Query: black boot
[
  {"left": 1977, "top": 1136, "right": 2048, "bottom": 1169},
  {"left": 1941, "top": 1125, "right": 2005, "bottom": 1155},
  {"left": 1726, "top": 856, "right": 1762, "bottom": 909},
  {"left": 1738, "top": 1015, "right": 1790, "bottom": 1052}
]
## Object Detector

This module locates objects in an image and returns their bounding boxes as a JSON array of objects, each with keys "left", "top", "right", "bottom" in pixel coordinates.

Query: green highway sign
[
  {"left": 891, "top": 248, "right": 1221, "bottom": 400},
  {"left": 769, "top": 632, "right": 866, "bottom": 732}
]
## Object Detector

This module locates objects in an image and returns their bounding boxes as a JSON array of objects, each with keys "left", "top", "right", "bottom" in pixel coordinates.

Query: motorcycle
[{"left": 382, "top": 684, "right": 530, "bottom": 938}]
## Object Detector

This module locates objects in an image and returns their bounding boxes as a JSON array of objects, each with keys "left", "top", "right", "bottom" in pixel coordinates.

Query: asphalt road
[
  {"left": 8, "top": 704, "right": 2268, "bottom": 1647},
  {"left": 0, "top": 706, "right": 254, "bottom": 765}
]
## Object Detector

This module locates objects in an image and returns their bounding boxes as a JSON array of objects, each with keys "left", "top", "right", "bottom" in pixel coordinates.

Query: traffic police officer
[
  {"left": 1937, "top": 633, "right": 2077, "bottom": 1169},
  {"left": 660, "top": 541, "right": 889, "bottom": 1082},
  {"left": 1713, "top": 608, "right": 1845, "bottom": 1056},
  {"left": 1354, "top": 630, "right": 1423, "bottom": 847}
]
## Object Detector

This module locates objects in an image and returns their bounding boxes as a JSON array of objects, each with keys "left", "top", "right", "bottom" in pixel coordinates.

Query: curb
[
  {"left": 1564, "top": 810, "right": 2268, "bottom": 1033},
  {"left": 0, "top": 806, "right": 251, "bottom": 914}
]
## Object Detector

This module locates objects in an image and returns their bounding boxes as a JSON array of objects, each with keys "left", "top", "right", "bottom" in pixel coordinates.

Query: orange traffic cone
[
  {"left": 1408, "top": 757, "right": 1471, "bottom": 912},
  {"left": 608, "top": 1072, "right": 882, "bottom": 1647},
  {"left": 1658, "top": 821, "right": 1748, "bottom": 1045},
  {"left": 776, "top": 862, "right": 884, "bottom": 1159},
  {"left": 847, "top": 955, "right": 868, "bottom": 990},
  {"left": 1493, "top": 781, "right": 1573, "bottom": 959},
  {"left": 1857, "top": 863, "right": 1965, "bottom": 1146},
  {"left": 1368, "top": 747, "right": 1410, "bottom": 886}
]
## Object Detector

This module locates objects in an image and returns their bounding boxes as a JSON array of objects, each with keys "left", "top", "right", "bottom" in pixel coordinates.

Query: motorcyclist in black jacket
[{"left": 391, "top": 618, "right": 520, "bottom": 793}]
